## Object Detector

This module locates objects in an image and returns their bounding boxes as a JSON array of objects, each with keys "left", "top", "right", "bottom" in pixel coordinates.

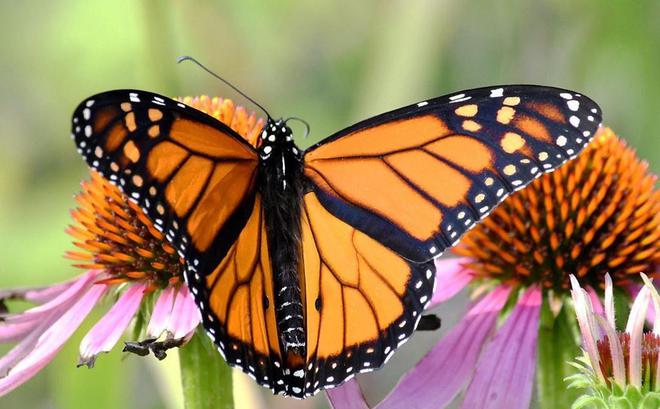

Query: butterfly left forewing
[{"left": 71, "top": 90, "right": 259, "bottom": 270}]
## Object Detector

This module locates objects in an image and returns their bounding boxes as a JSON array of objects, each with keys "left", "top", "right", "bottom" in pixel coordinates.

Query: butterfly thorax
[{"left": 257, "top": 118, "right": 306, "bottom": 356}]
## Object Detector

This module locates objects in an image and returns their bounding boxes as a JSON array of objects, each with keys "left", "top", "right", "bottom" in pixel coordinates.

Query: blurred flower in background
[
  {"left": 328, "top": 128, "right": 659, "bottom": 409},
  {"left": 567, "top": 273, "right": 660, "bottom": 408},
  {"left": 0, "top": 96, "right": 264, "bottom": 398}
]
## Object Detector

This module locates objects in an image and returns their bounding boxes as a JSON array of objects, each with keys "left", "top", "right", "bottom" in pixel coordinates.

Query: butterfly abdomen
[{"left": 258, "top": 119, "right": 307, "bottom": 356}]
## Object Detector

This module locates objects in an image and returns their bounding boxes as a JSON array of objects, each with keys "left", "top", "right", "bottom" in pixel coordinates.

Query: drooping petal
[
  {"left": 570, "top": 275, "right": 603, "bottom": 382},
  {"left": 79, "top": 283, "right": 147, "bottom": 367},
  {"left": 326, "top": 379, "right": 370, "bottom": 409},
  {"left": 0, "top": 284, "right": 106, "bottom": 396},
  {"left": 625, "top": 286, "right": 649, "bottom": 388},
  {"left": 1, "top": 270, "right": 99, "bottom": 324},
  {"left": 0, "top": 321, "right": 46, "bottom": 344},
  {"left": 0, "top": 276, "right": 79, "bottom": 305},
  {"left": 428, "top": 257, "right": 473, "bottom": 307},
  {"left": 0, "top": 271, "right": 100, "bottom": 372},
  {"left": 167, "top": 286, "right": 200, "bottom": 339},
  {"left": 374, "top": 286, "right": 511, "bottom": 409},
  {"left": 146, "top": 285, "right": 176, "bottom": 339},
  {"left": 459, "top": 286, "right": 542, "bottom": 409}
]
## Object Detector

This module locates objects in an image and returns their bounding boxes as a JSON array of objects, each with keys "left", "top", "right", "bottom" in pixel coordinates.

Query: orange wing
[
  {"left": 299, "top": 192, "right": 435, "bottom": 393},
  {"left": 304, "top": 85, "right": 603, "bottom": 262},
  {"left": 71, "top": 90, "right": 259, "bottom": 270},
  {"left": 189, "top": 195, "right": 288, "bottom": 390}
]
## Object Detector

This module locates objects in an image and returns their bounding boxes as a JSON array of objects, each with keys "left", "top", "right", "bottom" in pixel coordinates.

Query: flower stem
[{"left": 179, "top": 329, "right": 234, "bottom": 409}]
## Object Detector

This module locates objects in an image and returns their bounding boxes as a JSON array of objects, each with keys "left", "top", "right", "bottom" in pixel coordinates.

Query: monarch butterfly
[{"left": 71, "top": 82, "right": 601, "bottom": 398}]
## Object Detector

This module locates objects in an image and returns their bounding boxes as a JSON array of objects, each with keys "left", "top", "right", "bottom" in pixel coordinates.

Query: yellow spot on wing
[
  {"left": 501, "top": 132, "right": 526, "bottom": 153},
  {"left": 123, "top": 140, "right": 140, "bottom": 163},
  {"left": 455, "top": 104, "right": 478, "bottom": 117},
  {"left": 125, "top": 112, "right": 137, "bottom": 132},
  {"left": 503, "top": 164, "right": 517, "bottom": 176},
  {"left": 503, "top": 97, "right": 521, "bottom": 106},
  {"left": 497, "top": 106, "right": 515, "bottom": 124},
  {"left": 148, "top": 109, "right": 163, "bottom": 121},
  {"left": 148, "top": 125, "right": 160, "bottom": 138},
  {"left": 462, "top": 120, "right": 482, "bottom": 132}
]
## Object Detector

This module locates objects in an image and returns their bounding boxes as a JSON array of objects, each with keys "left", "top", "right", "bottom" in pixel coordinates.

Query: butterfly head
[{"left": 259, "top": 118, "right": 298, "bottom": 160}]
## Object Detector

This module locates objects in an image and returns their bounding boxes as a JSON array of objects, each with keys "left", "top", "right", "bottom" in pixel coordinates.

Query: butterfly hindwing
[
  {"left": 300, "top": 191, "right": 435, "bottom": 394},
  {"left": 304, "top": 85, "right": 602, "bottom": 262}
]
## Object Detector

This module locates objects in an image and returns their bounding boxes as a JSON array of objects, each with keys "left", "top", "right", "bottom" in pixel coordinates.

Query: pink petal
[
  {"left": 375, "top": 286, "right": 512, "bottom": 409},
  {"left": 595, "top": 315, "right": 625, "bottom": 385},
  {"left": 628, "top": 282, "right": 656, "bottom": 325},
  {"left": 0, "top": 321, "right": 44, "bottom": 344},
  {"left": 0, "top": 280, "right": 73, "bottom": 305},
  {"left": 429, "top": 257, "right": 473, "bottom": 308},
  {"left": 625, "top": 286, "right": 649, "bottom": 387},
  {"left": 79, "top": 284, "right": 147, "bottom": 367},
  {"left": 604, "top": 274, "right": 616, "bottom": 329},
  {"left": 326, "top": 379, "right": 370, "bottom": 409},
  {"left": 168, "top": 286, "right": 200, "bottom": 339},
  {"left": 570, "top": 275, "right": 603, "bottom": 382},
  {"left": 146, "top": 286, "right": 176, "bottom": 339},
  {"left": 460, "top": 286, "right": 542, "bottom": 409},
  {"left": 1, "top": 270, "right": 99, "bottom": 324},
  {"left": 0, "top": 284, "right": 106, "bottom": 397},
  {"left": 587, "top": 286, "right": 604, "bottom": 316},
  {"left": 0, "top": 272, "right": 99, "bottom": 372}
]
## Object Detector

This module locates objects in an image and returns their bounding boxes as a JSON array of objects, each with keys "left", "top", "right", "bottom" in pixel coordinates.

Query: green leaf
[
  {"left": 537, "top": 296, "right": 583, "bottom": 409},
  {"left": 179, "top": 329, "right": 234, "bottom": 409}
]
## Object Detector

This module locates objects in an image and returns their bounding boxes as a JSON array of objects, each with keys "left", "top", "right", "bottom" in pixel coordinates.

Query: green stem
[{"left": 179, "top": 329, "right": 234, "bottom": 409}]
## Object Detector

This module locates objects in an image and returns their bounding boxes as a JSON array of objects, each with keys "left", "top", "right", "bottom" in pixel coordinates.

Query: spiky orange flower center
[
  {"left": 454, "top": 128, "right": 659, "bottom": 292},
  {"left": 597, "top": 332, "right": 660, "bottom": 389},
  {"left": 66, "top": 96, "right": 264, "bottom": 289}
]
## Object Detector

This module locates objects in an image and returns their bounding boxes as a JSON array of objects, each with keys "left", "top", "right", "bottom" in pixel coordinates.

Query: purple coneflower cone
[{"left": 328, "top": 128, "right": 659, "bottom": 409}]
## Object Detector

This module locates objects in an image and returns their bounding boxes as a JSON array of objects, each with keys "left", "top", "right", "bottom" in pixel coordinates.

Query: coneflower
[
  {"left": 567, "top": 273, "right": 660, "bottom": 407},
  {"left": 0, "top": 96, "right": 263, "bottom": 396},
  {"left": 328, "top": 128, "right": 659, "bottom": 409}
]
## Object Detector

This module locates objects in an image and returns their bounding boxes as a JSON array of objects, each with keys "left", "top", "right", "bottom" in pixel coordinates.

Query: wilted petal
[
  {"left": 460, "top": 286, "right": 542, "bottom": 409},
  {"left": 168, "top": 286, "right": 200, "bottom": 339},
  {"left": 0, "top": 284, "right": 106, "bottom": 396},
  {"left": 429, "top": 257, "right": 473, "bottom": 307},
  {"left": 375, "top": 286, "right": 511, "bottom": 409},
  {"left": 79, "top": 284, "right": 147, "bottom": 367},
  {"left": 326, "top": 379, "right": 370, "bottom": 409},
  {"left": 146, "top": 286, "right": 176, "bottom": 339}
]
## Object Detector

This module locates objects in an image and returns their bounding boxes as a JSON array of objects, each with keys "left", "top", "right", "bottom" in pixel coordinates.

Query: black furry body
[{"left": 257, "top": 119, "right": 306, "bottom": 355}]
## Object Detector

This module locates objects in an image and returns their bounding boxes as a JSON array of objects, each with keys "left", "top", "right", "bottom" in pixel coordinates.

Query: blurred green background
[{"left": 0, "top": 1, "right": 658, "bottom": 408}]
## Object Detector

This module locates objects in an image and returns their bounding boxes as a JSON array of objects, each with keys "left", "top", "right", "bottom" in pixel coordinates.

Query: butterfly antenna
[
  {"left": 284, "top": 116, "right": 311, "bottom": 139},
  {"left": 177, "top": 55, "right": 273, "bottom": 119}
]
